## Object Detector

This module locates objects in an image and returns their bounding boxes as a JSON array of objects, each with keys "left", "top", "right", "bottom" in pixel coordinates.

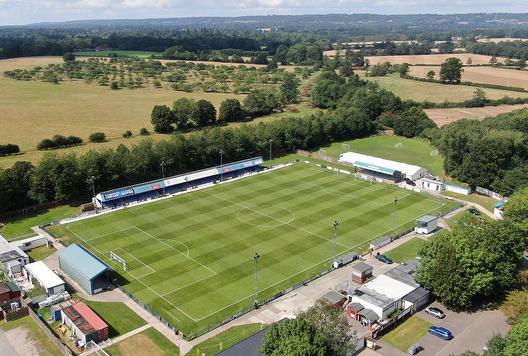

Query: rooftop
[
  {"left": 351, "top": 261, "right": 373, "bottom": 274},
  {"left": 339, "top": 152, "right": 426, "bottom": 178},
  {"left": 355, "top": 285, "right": 395, "bottom": 309},
  {"left": 0, "top": 233, "right": 28, "bottom": 263},
  {"left": 321, "top": 290, "right": 346, "bottom": 305},
  {"left": 25, "top": 261, "right": 65, "bottom": 290},
  {"left": 62, "top": 302, "right": 107, "bottom": 335},
  {"left": 58, "top": 244, "right": 113, "bottom": 281},
  {"left": 403, "top": 287, "right": 430, "bottom": 303},
  {"left": 363, "top": 274, "right": 416, "bottom": 301},
  {"left": 384, "top": 266, "right": 420, "bottom": 289},
  {"left": 417, "top": 215, "right": 438, "bottom": 224}
]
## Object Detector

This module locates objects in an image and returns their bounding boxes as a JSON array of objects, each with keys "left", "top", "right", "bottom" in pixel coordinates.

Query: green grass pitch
[{"left": 48, "top": 163, "right": 453, "bottom": 337}]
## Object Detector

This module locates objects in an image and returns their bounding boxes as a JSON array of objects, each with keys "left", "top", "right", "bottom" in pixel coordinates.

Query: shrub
[
  {"left": 110, "top": 81, "right": 119, "bottom": 90},
  {"left": 36, "top": 135, "right": 82, "bottom": 150},
  {"left": 89, "top": 132, "right": 106, "bottom": 143},
  {"left": 139, "top": 128, "right": 150, "bottom": 136},
  {"left": 122, "top": 130, "right": 132, "bottom": 138},
  {"left": 0, "top": 144, "right": 20, "bottom": 156}
]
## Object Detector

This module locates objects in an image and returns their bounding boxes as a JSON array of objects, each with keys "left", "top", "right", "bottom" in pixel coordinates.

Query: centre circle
[{"left": 236, "top": 204, "right": 295, "bottom": 228}]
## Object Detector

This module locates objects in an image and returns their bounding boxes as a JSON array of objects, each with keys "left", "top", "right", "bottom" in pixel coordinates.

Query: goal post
[
  {"left": 109, "top": 251, "right": 127, "bottom": 271},
  {"left": 341, "top": 143, "right": 350, "bottom": 152}
]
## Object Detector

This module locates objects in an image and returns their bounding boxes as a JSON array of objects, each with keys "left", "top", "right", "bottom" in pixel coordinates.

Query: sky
[{"left": 1, "top": 0, "right": 528, "bottom": 26}]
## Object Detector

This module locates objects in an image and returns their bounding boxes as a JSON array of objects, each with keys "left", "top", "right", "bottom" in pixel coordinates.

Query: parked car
[
  {"left": 425, "top": 307, "right": 445, "bottom": 319},
  {"left": 405, "top": 178, "right": 416, "bottom": 186},
  {"left": 376, "top": 254, "right": 393, "bottom": 264},
  {"left": 428, "top": 326, "right": 453, "bottom": 340},
  {"left": 468, "top": 208, "right": 481, "bottom": 216},
  {"left": 407, "top": 343, "right": 422, "bottom": 355}
]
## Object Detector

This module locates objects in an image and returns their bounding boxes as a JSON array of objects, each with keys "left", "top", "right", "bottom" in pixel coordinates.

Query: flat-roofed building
[{"left": 24, "top": 261, "right": 65, "bottom": 296}]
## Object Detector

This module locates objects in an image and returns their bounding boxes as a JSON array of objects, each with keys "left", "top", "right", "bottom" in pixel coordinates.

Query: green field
[
  {"left": 48, "top": 163, "right": 450, "bottom": 337},
  {"left": 382, "top": 316, "right": 431, "bottom": 352},
  {"left": 73, "top": 50, "right": 162, "bottom": 58},
  {"left": 187, "top": 323, "right": 265, "bottom": 355},
  {"left": 317, "top": 135, "right": 445, "bottom": 177},
  {"left": 358, "top": 72, "right": 528, "bottom": 102},
  {"left": 385, "top": 238, "right": 426, "bottom": 263}
]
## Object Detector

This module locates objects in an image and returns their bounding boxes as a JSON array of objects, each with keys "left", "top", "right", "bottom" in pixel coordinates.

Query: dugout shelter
[{"left": 95, "top": 157, "right": 264, "bottom": 208}]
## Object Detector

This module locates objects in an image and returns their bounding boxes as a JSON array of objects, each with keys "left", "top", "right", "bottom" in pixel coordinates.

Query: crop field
[
  {"left": 425, "top": 104, "right": 528, "bottom": 127},
  {"left": 357, "top": 72, "right": 528, "bottom": 102},
  {"left": 364, "top": 53, "right": 507, "bottom": 65},
  {"left": 409, "top": 66, "right": 528, "bottom": 89},
  {"left": 48, "top": 163, "right": 451, "bottom": 337}
]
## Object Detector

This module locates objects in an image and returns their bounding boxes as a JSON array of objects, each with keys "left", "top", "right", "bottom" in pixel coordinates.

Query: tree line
[
  {"left": 467, "top": 40, "right": 528, "bottom": 60},
  {"left": 0, "top": 101, "right": 379, "bottom": 213},
  {"left": 430, "top": 109, "right": 528, "bottom": 196},
  {"left": 150, "top": 74, "right": 300, "bottom": 133}
]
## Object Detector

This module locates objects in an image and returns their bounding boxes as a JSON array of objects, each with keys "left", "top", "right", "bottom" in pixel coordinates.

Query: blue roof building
[{"left": 58, "top": 244, "right": 113, "bottom": 295}]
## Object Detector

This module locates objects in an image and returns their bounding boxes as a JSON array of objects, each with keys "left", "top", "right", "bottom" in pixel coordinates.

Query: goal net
[
  {"left": 394, "top": 142, "right": 403, "bottom": 149},
  {"left": 341, "top": 143, "right": 350, "bottom": 152},
  {"left": 109, "top": 251, "right": 127, "bottom": 271}
]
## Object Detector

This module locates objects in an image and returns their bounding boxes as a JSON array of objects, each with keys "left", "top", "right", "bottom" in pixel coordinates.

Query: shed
[
  {"left": 24, "top": 261, "right": 65, "bottom": 296},
  {"left": 11, "top": 235, "right": 48, "bottom": 252},
  {"left": 321, "top": 290, "right": 347, "bottom": 308},
  {"left": 0, "top": 282, "right": 21, "bottom": 306},
  {"left": 351, "top": 262, "right": 373, "bottom": 283},
  {"left": 61, "top": 301, "right": 109, "bottom": 344},
  {"left": 346, "top": 301, "right": 364, "bottom": 318},
  {"left": 370, "top": 236, "right": 392, "bottom": 250},
  {"left": 58, "top": 244, "right": 113, "bottom": 295},
  {"left": 415, "top": 215, "right": 438, "bottom": 235},
  {"left": 333, "top": 252, "right": 359, "bottom": 268}
]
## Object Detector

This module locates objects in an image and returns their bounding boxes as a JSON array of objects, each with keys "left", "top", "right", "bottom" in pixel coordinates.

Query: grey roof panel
[{"left": 58, "top": 244, "right": 113, "bottom": 280}]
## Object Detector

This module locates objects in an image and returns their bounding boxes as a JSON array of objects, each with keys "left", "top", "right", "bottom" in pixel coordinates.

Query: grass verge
[
  {"left": 105, "top": 327, "right": 179, "bottom": 356},
  {"left": 382, "top": 316, "right": 431, "bottom": 352},
  {"left": 385, "top": 238, "right": 427, "bottom": 263},
  {"left": 186, "top": 323, "right": 266, "bottom": 356},
  {"left": 84, "top": 301, "right": 146, "bottom": 338}
]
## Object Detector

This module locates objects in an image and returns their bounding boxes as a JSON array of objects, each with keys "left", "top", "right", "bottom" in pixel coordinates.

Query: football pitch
[{"left": 49, "top": 163, "right": 453, "bottom": 337}]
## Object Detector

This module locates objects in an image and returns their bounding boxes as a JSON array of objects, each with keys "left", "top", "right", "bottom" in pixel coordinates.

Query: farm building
[
  {"left": 338, "top": 152, "right": 428, "bottom": 182},
  {"left": 415, "top": 215, "right": 438, "bottom": 235},
  {"left": 58, "top": 244, "right": 113, "bottom": 295},
  {"left": 350, "top": 262, "right": 373, "bottom": 284},
  {"left": 24, "top": 261, "right": 65, "bottom": 296},
  {"left": 60, "top": 301, "right": 109, "bottom": 345},
  {"left": 0, "top": 233, "right": 29, "bottom": 275},
  {"left": 349, "top": 261, "right": 429, "bottom": 324}
]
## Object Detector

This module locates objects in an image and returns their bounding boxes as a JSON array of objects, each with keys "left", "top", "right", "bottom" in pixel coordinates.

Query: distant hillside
[{"left": 13, "top": 13, "right": 528, "bottom": 33}]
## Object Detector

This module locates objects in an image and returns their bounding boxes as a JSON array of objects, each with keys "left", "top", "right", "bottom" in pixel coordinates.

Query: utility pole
[
  {"left": 254, "top": 252, "right": 260, "bottom": 307},
  {"left": 268, "top": 139, "right": 273, "bottom": 166},
  {"left": 160, "top": 161, "right": 166, "bottom": 195},
  {"left": 333, "top": 220, "right": 339, "bottom": 264},
  {"left": 89, "top": 176, "right": 97, "bottom": 214},
  {"left": 220, "top": 149, "right": 224, "bottom": 182},
  {"left": 393, "top": 196, "right": 399, "bottom": 236}
]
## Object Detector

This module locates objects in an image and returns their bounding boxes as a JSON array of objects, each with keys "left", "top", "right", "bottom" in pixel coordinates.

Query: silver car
[{"left": 425, "top": 307, "right": 445, "bottom": 319}]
